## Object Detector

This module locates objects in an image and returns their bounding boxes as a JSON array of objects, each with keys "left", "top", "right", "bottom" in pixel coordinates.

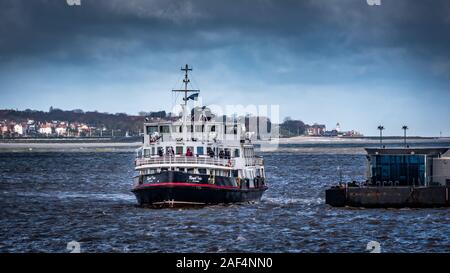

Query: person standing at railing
[
  {"left": 225, "top": 150, "right": 231, "bottom": 159},
  {"left": 207, "top": 148, "right": 215, "bottom": 158},
  {"left": 186, "top": 148, "right": 193, "bottom": 157}
]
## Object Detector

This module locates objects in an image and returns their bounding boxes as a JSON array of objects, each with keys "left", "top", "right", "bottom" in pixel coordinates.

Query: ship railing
[
  {"left": 135, "top": 155, "right": 235, "bottom": 168},
  {"left": 245, "top": 156, "right": 264, "bottom": 166}
]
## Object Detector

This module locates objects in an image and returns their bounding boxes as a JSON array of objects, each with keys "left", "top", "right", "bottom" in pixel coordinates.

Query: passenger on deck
[
  {"left": 167, "top": 147, "right": 175, "bottom": 156},
  {"left": 219, "top": 150, "right": 224, "bottom": 159},
  {"left": 207, "top": 148, "right": 215, "bottom": 158},
  {"left": 158, "top": 149, "right": 164, "bottom": 157},
  {"left": 186, "top": 148, "right": 193, "bottom": 157}
]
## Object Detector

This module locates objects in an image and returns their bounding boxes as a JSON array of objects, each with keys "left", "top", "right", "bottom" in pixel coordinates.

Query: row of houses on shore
[
  {"left": 0, "top": 120, "right": 109, "bottom": 138},
  {"left": 305, "top": 122, "right": 363, "bottom": 137}
]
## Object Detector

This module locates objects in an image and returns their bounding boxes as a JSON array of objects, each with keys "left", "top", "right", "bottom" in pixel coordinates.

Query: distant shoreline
[
  {"left": 0, "top": 136, "right": 142, "bottom": 143},
  {"left": 0, "top": 141, "right": 142, "bottom": 153},
  {"left": 279, "top": 135, "right": 450, "bottom": 141},
  {"left": 1, "top": 136, "right": 449, "bottom": 153}
]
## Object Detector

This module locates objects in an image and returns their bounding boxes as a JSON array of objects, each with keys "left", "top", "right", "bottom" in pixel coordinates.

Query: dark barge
[{"left": 326, "top": 147, "right": 450, "bottom": 208}]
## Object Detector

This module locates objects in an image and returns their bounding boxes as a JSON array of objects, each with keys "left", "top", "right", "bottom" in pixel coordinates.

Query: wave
[
  {"left": 15, "top": 191, "right": 135, "bottom": 202},
  {"left": 262, "top": 196, "right": 323, "bottom": 206}
]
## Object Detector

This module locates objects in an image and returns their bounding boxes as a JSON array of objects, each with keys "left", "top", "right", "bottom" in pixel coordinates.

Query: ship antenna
[
  {"left": 172, "top": 64, "right": 200, "bottom": 106},
  {"left": 171, "top": 64, "right": 200, "bottom": 141}
]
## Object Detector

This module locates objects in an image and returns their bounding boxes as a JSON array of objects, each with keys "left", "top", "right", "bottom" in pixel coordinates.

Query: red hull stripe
[{"left": 134, "top": 182, "right": 239, "bottom": 190}]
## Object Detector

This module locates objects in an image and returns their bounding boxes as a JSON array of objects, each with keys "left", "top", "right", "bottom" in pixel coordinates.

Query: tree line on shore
[{"left": 0, "top": 108, "right": 312, "bottom": 138}]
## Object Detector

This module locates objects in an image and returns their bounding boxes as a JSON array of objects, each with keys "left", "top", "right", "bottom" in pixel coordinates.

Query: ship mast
[{"left": 172, "top": 64, "right": 200, "bottom": 141}]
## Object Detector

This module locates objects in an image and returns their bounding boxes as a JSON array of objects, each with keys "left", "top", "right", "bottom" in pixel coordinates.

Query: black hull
[
  {"left": 133, "top": 184, "right": 267, "bottom": 207},
  {"left": 132, "top": 171, "right": 267, "bottom": 207}
]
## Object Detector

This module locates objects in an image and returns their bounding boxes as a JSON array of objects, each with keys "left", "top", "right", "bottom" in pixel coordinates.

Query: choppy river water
[{"left": 1, "top": 142, "right": 449, "bottom": 252}]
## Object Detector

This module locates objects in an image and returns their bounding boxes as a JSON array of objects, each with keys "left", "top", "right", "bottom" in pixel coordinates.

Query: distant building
[
  {"left": 39, "top": 124, "right": 53, "bottom": 135},
  {"left": 14, "top": 124, "right": 24, "bottom": 135},
  {"left": 1, "top": 124, "right": 9, "bottom": 135},
  {"left": 55, "top": 126, "right": 67, "bottom": 136},
  {"left": 306, "top": 123, "right": 326, "bottom": 136},
  {"left": 77, "top": 124, "right": 90, "bottom": 137},
  {"left": 324, "top": 129, "right": 339, "bottom": 137},
  {"left": 342, "top": 130, "right": 364, "bottom": 137}
]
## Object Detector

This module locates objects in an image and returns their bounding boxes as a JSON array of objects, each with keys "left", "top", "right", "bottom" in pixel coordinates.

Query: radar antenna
[{"left": 172, "top": 64, "right": 200, "bottom": 105}]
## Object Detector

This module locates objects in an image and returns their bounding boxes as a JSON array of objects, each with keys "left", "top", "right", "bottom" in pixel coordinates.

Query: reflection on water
[{"left": 0, "top": 142, "right": 449, "bottom": 252}]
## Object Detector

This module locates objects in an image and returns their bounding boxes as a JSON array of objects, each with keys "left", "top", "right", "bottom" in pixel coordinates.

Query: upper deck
[
  {"left": 135, "top": 155, "right": 234, "bottom": 169},
  {"left": 143, "top": 119, "right": 245, "bottom": 147}
]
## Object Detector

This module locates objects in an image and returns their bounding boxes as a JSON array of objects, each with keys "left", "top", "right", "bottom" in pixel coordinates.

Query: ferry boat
[{"left": 132, "top": 65, "right": 267, "bottom": 207}]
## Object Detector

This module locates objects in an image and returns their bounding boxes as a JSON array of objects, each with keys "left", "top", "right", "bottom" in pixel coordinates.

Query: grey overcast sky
[{"left": 0, "top": 0, "right": 449, "bottom": 136}]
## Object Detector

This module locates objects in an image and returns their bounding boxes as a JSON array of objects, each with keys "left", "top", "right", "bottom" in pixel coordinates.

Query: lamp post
[
  {"left": 402, "top": 125, "right": 408, "bottom": 147},
  {"left": 377, "top": 125, "right": 385, "bottom": 148}
]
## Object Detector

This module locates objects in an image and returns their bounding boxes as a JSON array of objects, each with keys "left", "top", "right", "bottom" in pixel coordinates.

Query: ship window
[
  {"left": 159, "top": 126, "right": 170, "bottom": 133},
  {"left": 166, "top": 146, "right": 174, "bottom": 154},
  {"left": 144, "top": 149, "right": 151, "bottom": 157},
  {"left": 157, "top": 147, "right": 164, "bottom": 156},
  {"left": 371, "top": 155, "right": 426, "bottom": 186},
  {"left": 172, "top": 125, "right": 182, "bottom": 133},
  {"left": 197, "top": 146, "right": 204, "bottom": 155},
  {"left": 176, "top": 146, "right": 183, "bottom": 155},
  {"left": 187, "top": 168, "right": 195, "bottom": 174},
  {"left": 224, "top": 149, "right": 231, "bottom": 159},
  {"left": 146, "top": 126, "right": 158, "bottom": 134},
  {"left": 210, "top": 125, "right": 216, "bottom": 132},
  {"left": 198, "top": 169, "right": 207, "bottom": 174},
  {"left": 234, "top": 149, "right": 240, "bottom": 158},
  {"left": 195, "top": 125, "right": 204, "bottom": 132}
]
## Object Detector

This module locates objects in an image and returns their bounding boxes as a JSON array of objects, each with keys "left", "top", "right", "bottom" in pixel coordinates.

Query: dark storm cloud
[
  {"left": 1, "top": 0, "right": 450, "bottom": 136},
  {"left": 1, "top": 0, "right": 450, "bottom": 63}
]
